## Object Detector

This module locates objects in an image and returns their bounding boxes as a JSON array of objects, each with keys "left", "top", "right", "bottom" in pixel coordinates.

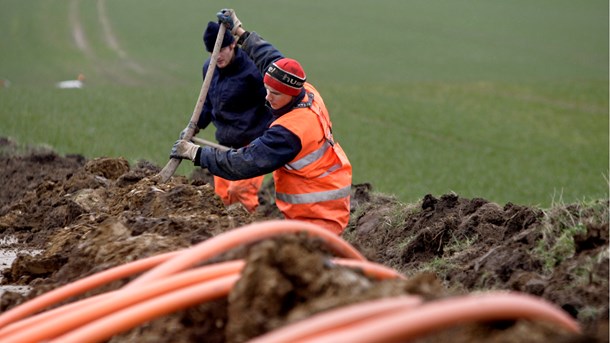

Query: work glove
[
  {"left": 178, "top": 123, "right": 199, "bottom": 140},
  {"left": 217, "top": 8, "right": 242, "bottom": 35},
  {"left": 170, "top": 140, "right": 200, "bottom": 161}
]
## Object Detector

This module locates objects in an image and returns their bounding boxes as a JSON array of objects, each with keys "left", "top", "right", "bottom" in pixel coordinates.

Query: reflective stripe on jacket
[{"left": 270, "top": 83, "right": 352, "bottom": 234}]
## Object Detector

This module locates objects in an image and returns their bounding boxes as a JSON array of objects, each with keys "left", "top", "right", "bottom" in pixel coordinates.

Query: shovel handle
[
  {"left": 190, "top": 137, "right": 230, "bottom": 152},
  {"left": 157, "top": 25, "right": 227, "bottom": 183}
]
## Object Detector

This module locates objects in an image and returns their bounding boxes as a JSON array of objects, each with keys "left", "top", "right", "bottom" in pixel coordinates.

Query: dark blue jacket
[
  {"left": 198, "top": 47, "right": 271, "bottom": 148},
  {"left": 194, "top": 32, "right": 303, "bottom": 180}
]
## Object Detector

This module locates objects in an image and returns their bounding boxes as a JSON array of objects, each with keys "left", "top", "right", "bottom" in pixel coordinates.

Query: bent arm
[
  {"left": 195, "top": 125, "right": 301, "bottom": 180},
  {"left": 234, "top": 28, "right": 284, "bottom": 76}
]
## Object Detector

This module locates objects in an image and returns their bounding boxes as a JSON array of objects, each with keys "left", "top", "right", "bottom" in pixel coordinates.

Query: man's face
[
  {"left": 265, "top": 85, "right": 293, "bottom": 110},
  {"left": 215, "top": 43, "right": 235, "bottom": 68}
]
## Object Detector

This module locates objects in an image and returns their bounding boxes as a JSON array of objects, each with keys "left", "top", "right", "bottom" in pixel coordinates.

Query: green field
[{"left": 1, "top": 0, "right": 608, "bottom": 207}]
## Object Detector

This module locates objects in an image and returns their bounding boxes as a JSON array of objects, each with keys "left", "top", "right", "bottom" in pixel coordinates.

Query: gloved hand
[
  {"left": 216, "top": 8, "right": 242, "bottom": 35},
  {"left": 178, "top": 123, "right": 199, "bottom": 140},
  {"left": 170, "top": 140, "right": 200, "bottom": 161}
]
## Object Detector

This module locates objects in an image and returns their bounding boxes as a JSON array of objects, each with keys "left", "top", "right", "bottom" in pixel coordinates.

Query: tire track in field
[
  {"left": 69, "top": 0, "right": 148, "bottom": 85},
  {"left": 69, "top": 0, "right": 92, "bottom": 56},
  {"left": 96, "top": 0, "right": 146, "bottom": 75}
]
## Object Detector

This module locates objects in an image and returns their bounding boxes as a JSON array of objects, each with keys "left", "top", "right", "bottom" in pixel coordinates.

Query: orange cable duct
[
  {"left": 0, "top": 256, "right": 398, "bottom": 342},
  {"left": 125, "top": 220, "right": 366, "bottom": 289},
  {"left": 0, "top": 220, "right": 363, "bottom": 333},
  {"left": 0, "top": 220, "right": 581, "bottom": 343},
  {"left": 0, "top": 291, "right": 113, "bottom": 339},
  {"left": 0, "top": 261, "right": 243, "bottom": 343},
  {"left": 248, "top": 296, "right": 423, "bottom": 343},
  {"left": 0, "top": 257, "right": 395, "bottom": 340},
  {"left": 54, "top": 259, "right": 405, "bottom": 343},
  {"left": 0, "top": 250, "right": 179, "bottom": 329},
  {"left": 50, "top": 274, "right": 239, "bottom": 343},
  {"left": 331, "top": 258, "right": 405, "bottom": 280},
  {"left": 297, "top": 292, "right": 581, "bottom": 343}
]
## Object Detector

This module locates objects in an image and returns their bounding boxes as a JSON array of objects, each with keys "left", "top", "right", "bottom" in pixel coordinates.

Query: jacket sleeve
[
  {"left": 198, "top": 100, "right": 213, "bottom": 130},
  {"left": 195, "top": 125, "right": 301, "bottom": 180},
  {"left": 241, "top": 32, "right": 284, "bottom": 76}
]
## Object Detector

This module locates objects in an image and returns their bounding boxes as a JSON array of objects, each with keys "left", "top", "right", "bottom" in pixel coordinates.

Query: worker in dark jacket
[
  {"left": 191, "top": 21, "right": 271, "bottom": 212},
  {"left": 172, "top": 10, "right": 352, "bottom": 234}
]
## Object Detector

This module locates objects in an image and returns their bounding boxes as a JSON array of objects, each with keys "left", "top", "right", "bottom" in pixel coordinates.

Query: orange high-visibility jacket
[{"left": 270, "top": 83, "right": 352, "bottom": 234}]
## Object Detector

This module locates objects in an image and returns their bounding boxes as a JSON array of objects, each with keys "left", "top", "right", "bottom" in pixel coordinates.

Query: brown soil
[{"left": 0, "top": 137, "right": 608, "bottom": 342}]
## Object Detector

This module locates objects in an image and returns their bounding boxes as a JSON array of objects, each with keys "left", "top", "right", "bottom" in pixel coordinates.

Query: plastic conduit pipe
[
  {"left": 0, "top": 256, "right": 399, "bottom": 342},
  {"left": 0, "top": 221, "right": 395, "bottom": 342},
  {"left": 0, "top": 261, "right": 243, "bottom": 343},
  {"left": 0, "top": 291, "right": 113, "bottom": 338},
  {"left": 0, "top": 257, "right": 396, "bottom": 339},
  {"left": 125, "top": 220, "right": 365, "bottom": 289},
  {"left": 300, "top": 292, "right": 581, "bottom": 343},
  {"left": 248, "top": 296, "right": 423, "bottom": 343},
  {"left": 0, "top": 251, "right": 179, "bottom": 329},
  {"left": 53, "top": 257, "right": 408, "bottom": 343},
  {"left": 0, "top": 220, "right": 359, "bottom": 330},
  {"left": 49, "top": 275, "right": 239, "bottom": 343},
  {"left": 332, "top": 258, "right": 405, "bottom": 280}
]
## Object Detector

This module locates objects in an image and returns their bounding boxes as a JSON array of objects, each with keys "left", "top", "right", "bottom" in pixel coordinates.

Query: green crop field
[{"left": 1, "top": 0, "right": 608, "bottom": 207}]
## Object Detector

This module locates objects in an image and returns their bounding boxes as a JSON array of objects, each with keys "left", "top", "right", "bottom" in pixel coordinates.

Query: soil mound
[{"left": 0, "top": 139, "right": 607, "bottom": 342}]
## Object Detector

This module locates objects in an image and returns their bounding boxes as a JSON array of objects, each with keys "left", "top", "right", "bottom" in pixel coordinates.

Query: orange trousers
[
  {"left": 277, "top": 197, "right": 350, "bottom": 235},
  {"left": 213, "top": 175, "right": 264, "bottom": 213}
]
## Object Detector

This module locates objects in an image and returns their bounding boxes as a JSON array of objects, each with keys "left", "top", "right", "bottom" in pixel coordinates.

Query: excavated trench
[{"left": 0, "top": 138, "right": 607, "bottom": 342}]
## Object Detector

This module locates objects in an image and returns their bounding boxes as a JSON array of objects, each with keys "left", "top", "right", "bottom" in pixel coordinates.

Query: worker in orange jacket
[{"left": 171, "top": 9, "right": 352, "bottom": 234}]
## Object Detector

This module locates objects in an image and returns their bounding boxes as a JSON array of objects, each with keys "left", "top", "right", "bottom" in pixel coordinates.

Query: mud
[{"left": 0, "top": 137, "right": 608, "bottom": 342}]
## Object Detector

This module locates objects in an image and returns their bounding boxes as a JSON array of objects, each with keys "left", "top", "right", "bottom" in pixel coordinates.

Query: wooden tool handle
[
  {"left": 157, "top": 25, "right": 227, "bottom": 182},
  {"left": 190, "top": 137, "right": 230, "bottom": 152}
]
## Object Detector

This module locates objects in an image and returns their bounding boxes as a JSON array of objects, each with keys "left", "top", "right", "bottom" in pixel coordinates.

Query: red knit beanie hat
[{"left": 264, "top": 58, "right": 306, "bottom": 96}]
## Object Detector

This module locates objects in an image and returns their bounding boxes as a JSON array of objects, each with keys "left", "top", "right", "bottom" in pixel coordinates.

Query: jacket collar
[
  {"left": 218, "top": 48, "right": 244, "bottom": 75},
  {"left": 269, "top": 88, "right": 306, "bottom": 118}
]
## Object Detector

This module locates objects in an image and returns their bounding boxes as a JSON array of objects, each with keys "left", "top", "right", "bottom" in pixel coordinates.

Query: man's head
[
  {"left": 263, "top": 58, "right": 306, "bottom": 109},
  {"left": 203, "top": 21, "right": 236, "bottom": 68}
]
